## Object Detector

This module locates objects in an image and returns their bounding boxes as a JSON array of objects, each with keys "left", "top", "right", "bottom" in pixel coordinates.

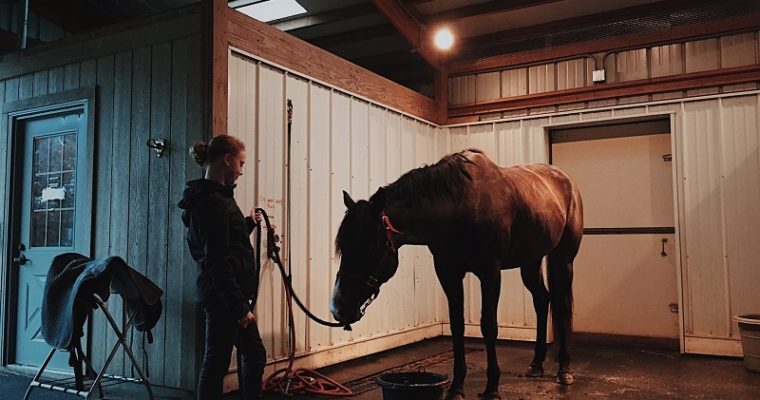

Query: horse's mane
[{"left": 372, "top": 149, "right": 478, "bottom": 207}]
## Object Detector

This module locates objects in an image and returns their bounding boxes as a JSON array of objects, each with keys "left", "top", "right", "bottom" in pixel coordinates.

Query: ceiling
[{"left": 4, "top": 0, "right": 759, "bottom": 95}]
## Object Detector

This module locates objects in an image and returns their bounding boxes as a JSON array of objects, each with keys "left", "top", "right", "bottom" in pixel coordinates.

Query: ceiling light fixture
[{"left": 433, "top": 27, "right": 454, "bottom": 51}]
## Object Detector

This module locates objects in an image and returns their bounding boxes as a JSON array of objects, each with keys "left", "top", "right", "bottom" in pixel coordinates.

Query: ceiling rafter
[
  {"left": 456, "top": 0, "right": 715, "bottom": 57},
  {"left": 371, "top": 0, "right": 440, "bottom": 69},
  {"left": 424, "top": 0, "right": 561, "bottom": 25},
  {"left": 272, "top": 3, "right": 377, "bottom": 32}
]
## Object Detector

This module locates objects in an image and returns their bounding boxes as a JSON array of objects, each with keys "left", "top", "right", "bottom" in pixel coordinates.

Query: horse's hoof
[
  {"left": 445, "top": 389, "right": 466, "bottom": 400},
  {"left": 526, "top": 365, "right": 544, "bottom": 377},
  {"left": 555, "top": 369, "right": 574, "bottom": 385},
  {"left": 479, "top": 391, "right": 501, "bottom": 400}
]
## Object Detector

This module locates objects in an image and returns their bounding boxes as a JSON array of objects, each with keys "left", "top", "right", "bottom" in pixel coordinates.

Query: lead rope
[{"left": 256, "top": 208, "right": 353, "bottom": 397}]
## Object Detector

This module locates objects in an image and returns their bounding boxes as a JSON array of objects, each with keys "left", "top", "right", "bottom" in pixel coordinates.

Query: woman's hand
[
  {"left": 238, "top": 310, "right": 257, "bottom": 328},
  {"left": 249, "top": 208, "right": 263, "bottom": 224}
]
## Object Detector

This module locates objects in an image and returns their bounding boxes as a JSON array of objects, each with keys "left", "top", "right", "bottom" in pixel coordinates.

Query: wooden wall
[{"left": 0, "top": 6, "right": 203, "bottom": 390}]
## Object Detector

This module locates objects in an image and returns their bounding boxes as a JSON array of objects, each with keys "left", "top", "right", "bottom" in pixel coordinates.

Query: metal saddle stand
[{"left": 24, "top": 293, "right": 155, "bottom": 400}]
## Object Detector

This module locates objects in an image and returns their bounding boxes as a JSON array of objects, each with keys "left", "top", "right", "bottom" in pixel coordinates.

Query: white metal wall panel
[
  {"left": 308, "top": 83, "right": 333, "bottom": 349},
  {"left": 651, "top": 43, "right": 684, "bottom": 77},
  {"left": 719, "top": 96, "right": 760, "bottom": 337},
  {"left": 615, "top": 48, "right": 648, "bottom": 82},
  {"left": 229, "top": 53, "right": 444, "bottom": 366},
  {"left": 285, "top": 75, "right": 309, "bottom": 354},
  {"left": 501, "top": 68, "right": 528, "bottom": 98},
  {"left": 256, "top": 65, "right": 287, "bottom": 357},
  {"left": 720, "top": 33, "right": 757, "bottom": 68},
  {"left": 556, "top": 59, "right": 588, "bottom": 90},
  {"left": 681, "top": 100, "right": 729, "bottom": 339},
  {"left": 329, "top": 92, "right": 353, "bottom": 346},
  {"left": 528, "top": 64, "right": 555, "bottom": 94},
  {"left": 476, "top": 72, "right": 501, "bottom": 102},
  {"left": 685, "top": 39, "right": 720, "bottom": 73}
]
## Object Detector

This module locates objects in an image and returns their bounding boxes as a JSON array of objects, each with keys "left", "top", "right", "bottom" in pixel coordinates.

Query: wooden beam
[
  {"left": 451, "top": 11, "right": 760, "bottom": 75},
  {"left": 425, "top": 0, "right": 560, "bottom": 24},
  {"left": 435, "top": 66, "right": 448, "bottom": 124},
  {"left": 447, "top": 64, "right": 760, "bottom": 119},
  {"left": 272, "top": 3, "right": 377, "bottom": 32},
  {"left": 206, "top": 0, "right": 228, "bottom": 137},
  {"left": 227, "top": 8, "right": 437, "bottom": 122},
  {"left": 371, "top": 0, "right": 440, "bottom": 69},
  {"left": 457, "top": 0, "right": 714, "bottom": 55}
]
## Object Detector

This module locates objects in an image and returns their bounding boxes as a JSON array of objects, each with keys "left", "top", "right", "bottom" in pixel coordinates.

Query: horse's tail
[{"left": 548, "top": 188, "right": 582, "bottom": 343}]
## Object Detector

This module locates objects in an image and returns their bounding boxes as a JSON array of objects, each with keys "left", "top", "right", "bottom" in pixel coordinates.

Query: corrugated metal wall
[
  {"left": 0, "top": 10, "right": 202, "bottom": 389},
  {"left": 449, "top": 31, "right": 760, "bottom": 106},
  {"left": 448, "top": 91, "right": 760, "bottom": 356},
  {"left": 228, "top": 51, "right": 446, "bottom": 367}
]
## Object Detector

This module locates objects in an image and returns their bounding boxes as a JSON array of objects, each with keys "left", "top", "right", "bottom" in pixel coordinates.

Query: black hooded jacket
[{"left": 178, "top": 179, "right": 258, "bottom": 319}]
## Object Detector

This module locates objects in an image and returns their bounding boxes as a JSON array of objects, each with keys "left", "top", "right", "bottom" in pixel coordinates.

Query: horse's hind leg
[
  {"left": 520, "top": 260, "right": 549, "bottom": 377},
  {"left": 478, "top": 267, "right": 502, "bottom": 399},
  {"left": 548, "top": 239, "right": 578, "bottom": 385}
]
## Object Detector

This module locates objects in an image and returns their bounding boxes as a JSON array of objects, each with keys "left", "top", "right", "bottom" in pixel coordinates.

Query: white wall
[
  {"left": 230, "top": 49, "right": 760, "bottom": 363},
  {"left": 227, "top": 51, "right": 447, "bottom": 370}
]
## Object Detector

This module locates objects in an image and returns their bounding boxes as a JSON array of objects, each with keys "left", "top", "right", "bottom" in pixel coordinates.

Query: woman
[{"left": 178, "top": 134, "right": 266, "bottom": 399}]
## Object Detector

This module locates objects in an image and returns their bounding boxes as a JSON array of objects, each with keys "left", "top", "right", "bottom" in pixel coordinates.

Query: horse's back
[{"left": 461, "top": 150, "right": 583, "bottom": 263}]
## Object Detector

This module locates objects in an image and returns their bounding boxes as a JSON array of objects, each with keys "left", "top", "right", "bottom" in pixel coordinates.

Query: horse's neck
[{"left": 386, "top": 200, "right": 443, "bottom": 246}]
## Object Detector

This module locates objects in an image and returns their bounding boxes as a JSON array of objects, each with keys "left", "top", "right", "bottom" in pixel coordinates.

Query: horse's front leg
[
  {"left": 441, "top": 277, "right": 466, "bottom": 400},
  {"left": 478, "top": 268, "right": 502, "bottom": 400}
]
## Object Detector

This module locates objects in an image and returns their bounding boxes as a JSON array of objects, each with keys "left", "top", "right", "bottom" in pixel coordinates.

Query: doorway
[
  {"left": 3, "top": 93, "right": 94, "bottom": 369},
  {"left": 550, "top": 116, "right": 680, "bottom": 342}
]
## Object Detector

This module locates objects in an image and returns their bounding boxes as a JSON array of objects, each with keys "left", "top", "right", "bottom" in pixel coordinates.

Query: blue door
[{"left": 14, "top": 108, "right": 89, "bottom": 369}]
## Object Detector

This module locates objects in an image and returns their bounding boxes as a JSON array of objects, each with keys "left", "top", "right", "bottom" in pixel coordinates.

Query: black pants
[{"left": 197, "top": 303, "right": 267, "bottom": 400}]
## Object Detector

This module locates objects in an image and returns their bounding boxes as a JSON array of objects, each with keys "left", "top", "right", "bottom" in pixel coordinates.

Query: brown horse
[{"left": 330, "top": 149, "right": 583, "bottom": 400}]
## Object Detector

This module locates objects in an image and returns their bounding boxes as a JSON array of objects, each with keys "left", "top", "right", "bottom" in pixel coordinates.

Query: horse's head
[{"left": 330, "top": 189, "right": 400, "bottom": 324}]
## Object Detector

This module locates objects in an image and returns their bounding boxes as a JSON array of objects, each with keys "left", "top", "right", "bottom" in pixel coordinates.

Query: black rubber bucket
[{"left": 376, "top": 371, "right": 449, "bottom": 400}]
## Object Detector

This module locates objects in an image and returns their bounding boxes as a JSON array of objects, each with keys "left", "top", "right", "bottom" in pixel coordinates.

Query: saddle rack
[{"left": 23, "top": 293, "right": 154, "bottom": 400}]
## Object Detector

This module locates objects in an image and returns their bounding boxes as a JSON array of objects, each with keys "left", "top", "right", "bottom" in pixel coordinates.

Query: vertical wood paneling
[
  {"left": 528, "top": 64, "right": 555, "bottom": 94},
  {"left": 127, "top": 46, "right": 152, "bottom": 376},
  {"left": 686, "top": 39, "right": 720, "bottom": 73},
  {"left": 719, "top": 96, "right": 760, "bottom": 337},
  {"left": 681, "top": 100, "right": 728, "bottom": 338},
  {"left": 651, "top": 43, "right": 684, "bottom": 77},
  {"left": 720, "top": 33, "right": 757, "bottom": 68},
  {"left": 108, "top": 50, "right": 133, "bottom": 376},
  {"left": 146, "top": 41, "right": 171, "bottom": 384},
  {"left": 91, "top": 54, "right": 114, "bottom": 371}
]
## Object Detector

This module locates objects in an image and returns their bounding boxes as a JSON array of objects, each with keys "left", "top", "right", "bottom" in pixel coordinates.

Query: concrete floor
[
  {"left": 5, "top": 337, "right": 759, "bottom": 399},
  {"left": 261, "top": 337, "right": 760, "bottom": 400}
]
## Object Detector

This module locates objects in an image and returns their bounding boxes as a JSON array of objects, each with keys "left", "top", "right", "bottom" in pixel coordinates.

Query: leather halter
[{"left": 356, "top": 211, "right": 403, "bottom": 316}]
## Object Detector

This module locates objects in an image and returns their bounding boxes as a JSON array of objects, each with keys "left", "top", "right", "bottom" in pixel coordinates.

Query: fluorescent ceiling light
[{"left": 234, "top": 0, "right": 307, "bottom": 22}]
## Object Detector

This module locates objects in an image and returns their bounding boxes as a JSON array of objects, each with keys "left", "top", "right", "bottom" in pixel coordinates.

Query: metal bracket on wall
[{"left": 146, "top": 138, "right": 167, "bottom": 157}]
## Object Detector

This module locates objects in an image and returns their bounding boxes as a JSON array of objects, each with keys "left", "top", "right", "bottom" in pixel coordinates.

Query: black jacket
[{"left": 178, "top": 179, "right": 258, "bottom": 319}]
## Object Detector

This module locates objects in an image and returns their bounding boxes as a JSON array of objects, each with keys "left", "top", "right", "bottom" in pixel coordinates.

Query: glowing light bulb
[{"left": 433, "top": 27, "right": 454, "bottom": 51}]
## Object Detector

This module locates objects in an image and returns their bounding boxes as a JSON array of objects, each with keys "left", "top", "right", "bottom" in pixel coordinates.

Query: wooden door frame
[{"left": 0, "top": 87, "right": 95, "bottom": 366}]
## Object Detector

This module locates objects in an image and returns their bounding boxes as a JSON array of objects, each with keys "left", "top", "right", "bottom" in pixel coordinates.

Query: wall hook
[{"left": 146, "top": 138, "right": 167, "bottom": 157}]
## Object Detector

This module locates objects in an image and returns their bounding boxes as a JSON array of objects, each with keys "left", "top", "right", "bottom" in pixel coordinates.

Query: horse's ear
[
  {"left": 343, "top": 190, "right": 356, "bottom": 210},
  {"left": 370, "top": 187, "right": 386, "bottom": 212}
]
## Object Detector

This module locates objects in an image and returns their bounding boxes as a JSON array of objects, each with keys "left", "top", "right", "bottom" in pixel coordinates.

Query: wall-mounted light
[
  {"left": 146, "top": 138, "right": 167, "bottom": 157},
  {"left": 433, "top": 27, "right": 454, "bottom": 51}
]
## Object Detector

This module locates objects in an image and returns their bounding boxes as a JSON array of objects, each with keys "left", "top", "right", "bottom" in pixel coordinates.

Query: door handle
[{"left": 13, "top": 243, "right": 29, "bottom": 265}]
